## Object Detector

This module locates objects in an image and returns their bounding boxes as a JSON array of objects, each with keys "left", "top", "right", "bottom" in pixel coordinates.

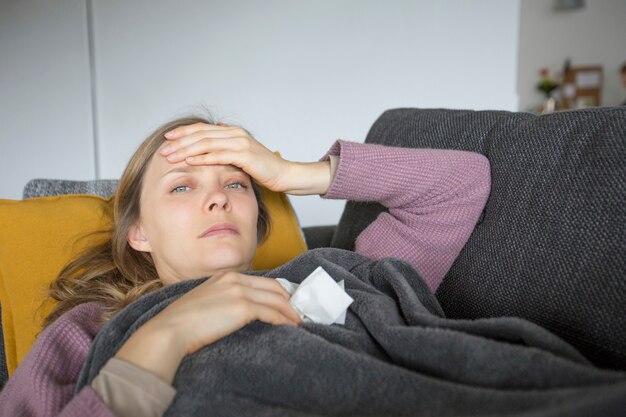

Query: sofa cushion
[
  {"left": 332, "top": 107, "right": 626, "bottom": 370},
  {"left": 0, "top": 195, "right": 112, "bottom": 377}
]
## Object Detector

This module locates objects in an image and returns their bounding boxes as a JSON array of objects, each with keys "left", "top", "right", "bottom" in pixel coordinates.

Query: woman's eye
[
  {"left": 171, "top": 185, "right": 191, "bottom": 193},
  {"left": 225, "top": 182, "right": 248, "bottom": 190}
]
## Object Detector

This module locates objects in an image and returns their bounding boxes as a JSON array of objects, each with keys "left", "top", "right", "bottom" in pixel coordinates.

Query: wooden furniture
[{"left": 560, "top": 65, "right": 603, "bottom": 110}]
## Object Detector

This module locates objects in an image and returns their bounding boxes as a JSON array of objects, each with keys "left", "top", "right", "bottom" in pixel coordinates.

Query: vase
[{"left": 542, "top": 97, "right": 557, "bottom": 114}]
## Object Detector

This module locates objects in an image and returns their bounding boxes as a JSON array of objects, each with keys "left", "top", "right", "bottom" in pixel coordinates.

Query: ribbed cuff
[
  {"left": 319, "top": 140, "right": 350, "bottom": 199},
  {"left": 91, "top": 357, "right": 176, "bottom": 417}
]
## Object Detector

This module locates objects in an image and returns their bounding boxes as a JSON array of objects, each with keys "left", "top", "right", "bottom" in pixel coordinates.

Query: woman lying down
[{"left": 2, "top": 117, "right": 622, "bottom": 417}]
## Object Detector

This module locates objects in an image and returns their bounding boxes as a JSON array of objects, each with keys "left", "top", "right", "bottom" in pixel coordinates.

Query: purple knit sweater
[{"left": 0, "top": 140, "right": 490, "bottom": 416}]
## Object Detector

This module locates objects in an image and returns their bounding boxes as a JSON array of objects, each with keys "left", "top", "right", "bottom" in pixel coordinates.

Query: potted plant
[{"left": 537, "top": 67, "right": 560, "bottom": 113}]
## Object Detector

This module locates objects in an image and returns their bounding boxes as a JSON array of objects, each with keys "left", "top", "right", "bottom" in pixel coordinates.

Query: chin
[{"left": 201, "top": 249, "right": 253, "bottom": 273}]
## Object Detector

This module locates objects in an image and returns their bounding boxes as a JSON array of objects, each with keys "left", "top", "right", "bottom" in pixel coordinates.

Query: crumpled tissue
[{"left": 276, "top": 266, "right": 354, "bottom": 325}]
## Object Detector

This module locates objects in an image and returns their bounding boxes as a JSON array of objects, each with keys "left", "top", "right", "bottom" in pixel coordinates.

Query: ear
[{"left": 127, "top": 222, "right": 153, "bottom": 253}]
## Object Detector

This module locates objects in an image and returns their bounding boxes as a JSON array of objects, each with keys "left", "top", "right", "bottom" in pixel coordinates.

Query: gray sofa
[
  {"left": 322, "top": 107, "right": 626, "bottom": 371},
  {"left": 2, "top": 106, "right": 625, "bottom": 393}
]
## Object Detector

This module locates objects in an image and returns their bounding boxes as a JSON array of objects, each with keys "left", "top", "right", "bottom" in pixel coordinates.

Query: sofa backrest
[
  {"left": 22, "top": 179, "right": 118, "bottom": 199},
  {"left": 332, "top": 107, "right": 626, "bottom": 370}
]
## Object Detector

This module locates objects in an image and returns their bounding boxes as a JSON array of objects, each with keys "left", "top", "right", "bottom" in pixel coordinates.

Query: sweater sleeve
[
  {"left": 0, "top": 303, "right": 116, "bottom": 417},
  {"left": 320, "top": 140, "right": 491, "bottom": 292},
  {"left": 91, "top": 358, "right": 176, "bottom": 417}
]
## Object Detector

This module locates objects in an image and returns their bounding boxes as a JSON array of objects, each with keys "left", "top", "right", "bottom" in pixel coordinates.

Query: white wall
[
  {"left": 0, "top": 0, "right": 95, "bottom": 200},
  {"left": 1, "top": 0, "right": 521, "bottom": 227},
  {"left": 92, "top": 0, "right": 520, "bottom": 226},
  {"left": 517, "top": 0, "right": 626, "bottom": 112}
]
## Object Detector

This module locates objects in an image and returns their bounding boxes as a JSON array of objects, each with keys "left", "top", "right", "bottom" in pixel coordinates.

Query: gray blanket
[{"left": 76, "top": 249, "right": 626, "bottom": 416}]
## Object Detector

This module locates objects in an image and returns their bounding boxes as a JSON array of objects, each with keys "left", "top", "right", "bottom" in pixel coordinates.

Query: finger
[
  {"left": 183, "top": 151, "right": 242, "bottom": 167},
  {"left": 166, "top": 137, "right": 249, "bottom": 163},
  {"left": 161, "top": 132, "right": 248, "bottom": 159},
  {"left": 239, "top": 286, "right": 302, "bottom": 324},
  {"left": 219, "top": 282, "right": 300, "bottom": 323},
  {"left": 161, "top": 129, "right": 236, "bottom": 156},
  {"left": 238, "top": 275, "right": 293, "bottom": 300},
  {"left": 243, "top": 294, "right": 302, "bottom": 325},
  {"left": 164, "top": 122, "right": 217, "bottom": 139},
  {"left": 165, "top": 141, "right": 235, "bottom": 163},
  {"left": 216, "top": 273, "right": 292, "bottom": 300},
  {"left": 254, "top": 304, "right": 300, "bottom": 326},
  {"left": 164, "top": 122, "right": 234, "bottom": 139}
]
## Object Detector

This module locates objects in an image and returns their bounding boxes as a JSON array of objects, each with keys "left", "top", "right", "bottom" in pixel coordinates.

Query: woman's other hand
[
  {"left": 115, "top": 272, "right": 301, "bottom": 384},
  {"left": 161, "top": 122, "right": 332, "bottom": 195}
]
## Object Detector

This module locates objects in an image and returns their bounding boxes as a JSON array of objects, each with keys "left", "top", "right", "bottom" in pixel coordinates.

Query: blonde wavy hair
[{"left": 43, "top": 116, "right": 271, "bottom": 328}]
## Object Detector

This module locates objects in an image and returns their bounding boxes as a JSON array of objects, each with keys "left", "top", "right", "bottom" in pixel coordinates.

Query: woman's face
[{"left": 128, "top": 143, "right": 259, "bottom": 285}]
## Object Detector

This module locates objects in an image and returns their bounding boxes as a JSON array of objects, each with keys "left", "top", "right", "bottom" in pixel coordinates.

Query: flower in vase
[{"left": 537, "top": 67, "right": 560, "bottom": 98}]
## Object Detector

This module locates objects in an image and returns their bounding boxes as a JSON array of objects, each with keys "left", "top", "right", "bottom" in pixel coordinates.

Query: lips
[{"left": 199, "top": 222, "right": 240, "bottom": 238}]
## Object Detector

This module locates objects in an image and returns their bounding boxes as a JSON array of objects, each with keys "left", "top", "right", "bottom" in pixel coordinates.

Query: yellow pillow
[{"left": 0, "top": 189, "right": 306, "bottom": 375}]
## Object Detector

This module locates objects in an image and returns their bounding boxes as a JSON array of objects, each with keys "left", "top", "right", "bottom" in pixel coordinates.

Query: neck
[{"left": 158, "top": 262, "right": 253, "bottom": 286}]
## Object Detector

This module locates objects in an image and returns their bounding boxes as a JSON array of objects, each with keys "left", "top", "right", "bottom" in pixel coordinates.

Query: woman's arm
[
  {"left": 0, "top": 275, "right": 299, "bottom": 417},
  {"left": 0, "top": 303, "right": 117, "bottom": 417},
  {"left": 161, "top": 123, "right": 332, "bottom": 195},
  {"left": 320, "top": 140, "right": 491, "bottom": 292},
  {"left": 162, "top": 125, "right": 490, "bottom": 292},
  {"left": 90, "top": 358, "right": 176, "bottom": 417},
  {"left": 114, "top": 271, "right": 300, "bottom": 384}
]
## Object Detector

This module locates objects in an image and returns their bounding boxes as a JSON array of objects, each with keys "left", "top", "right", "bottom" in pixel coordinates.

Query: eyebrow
[{"left": 161, "top": 165, "right": 245, "bottom": 178}]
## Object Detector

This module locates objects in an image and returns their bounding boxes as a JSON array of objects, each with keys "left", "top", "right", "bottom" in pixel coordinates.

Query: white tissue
[{"left": 276, "top": 266, "right": 354, "bottom": 325}]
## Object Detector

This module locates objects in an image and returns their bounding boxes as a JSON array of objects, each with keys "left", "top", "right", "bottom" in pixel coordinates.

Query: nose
[{"left": 205, "top": 189, "right": 230, "bottom": 212}]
